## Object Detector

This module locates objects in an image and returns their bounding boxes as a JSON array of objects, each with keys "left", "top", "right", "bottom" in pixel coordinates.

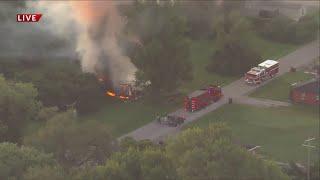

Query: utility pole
[{"left": 302, "top": 137, "right": 316, "bottom": 180}]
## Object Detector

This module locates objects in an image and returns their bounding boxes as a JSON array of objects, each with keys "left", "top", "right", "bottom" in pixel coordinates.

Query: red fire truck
[
  {"left": 245, "top": 60, "right": 279, "bottom": 85},
  {"left": 184, "top": 85, "right": 223, "bottom": 112}
]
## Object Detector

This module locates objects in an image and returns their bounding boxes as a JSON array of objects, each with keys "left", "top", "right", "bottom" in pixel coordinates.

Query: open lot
[
  {"left": 81, "top": 100, "right": 179, "bottom": 137},
  {"left": 247, "top": 33, "right": 298, "bottom": 60},
  {"left": 186, "top": 104, "right": 319, "bottom": 162},
  {"left": 250, "top": 71, "right": 314, "bottom": 101},
  {"left": 83, "top": 37, "right": 301, "bottom": 137}
]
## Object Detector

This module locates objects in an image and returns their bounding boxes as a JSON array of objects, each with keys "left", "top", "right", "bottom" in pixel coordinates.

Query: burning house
[{"left": 106, "top": 83, "right": 140, "bottom": 101}]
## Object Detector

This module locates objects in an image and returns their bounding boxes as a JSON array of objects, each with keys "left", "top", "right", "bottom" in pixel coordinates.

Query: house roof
[{"left": 293, "top": 79, "right": 319, "bottom": 94}]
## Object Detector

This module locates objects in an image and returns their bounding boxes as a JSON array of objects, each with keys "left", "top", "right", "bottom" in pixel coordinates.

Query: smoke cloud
[
  {"left": 69, "top": 1, "right": 137, "bottom": 84},
  {"left": 0, "top": 1, "right": 76, "bottom": 59},
  {"left": 3, "top": 0, "right": 317, "bottom": 85},
  {"left": 2, "top": 1, "right": 137, "bottom": 85}
]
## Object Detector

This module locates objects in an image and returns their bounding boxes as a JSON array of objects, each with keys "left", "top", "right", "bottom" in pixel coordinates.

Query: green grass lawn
[
  {"left": 246, "top": 33, "right": 298, "bottom": 60},
  {"left": 250, "top": 71, "right": 314, "bottom": 101},
  {"left": 187, "top": 104, "right": 319, "bottom": 162},
  {"left": 81, "top": 99, "right": 179, "bottom": 137}
]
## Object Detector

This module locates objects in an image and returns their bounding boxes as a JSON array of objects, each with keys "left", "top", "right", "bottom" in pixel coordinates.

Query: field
[
  {"left": 246, "top": 33, "right": 298, "bottom": 60},
  {"left": 83, "top": 35, "right": 300, "bottom": 137},
  {"left": 250, "top": 71, "right": 314, "bottom": 101},
  {"left": 186, "top": 104, "right": 319, "bottom": 162},
  {"left": 81, "top": 99, "right": 179, "bottom": 137}
]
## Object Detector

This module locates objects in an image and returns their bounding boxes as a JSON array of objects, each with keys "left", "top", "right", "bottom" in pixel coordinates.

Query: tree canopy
[
  {"left": 0, "top": 75, "right": 42, "bottom": 142},
  {"left": 128, "top": 5, "right": 193, "bottom": 95},
  {"left": 207, "top": 11, "right": 261, "bottom": 76},
  {"left": 0, "top": 142, "right": 58, "bottom": 179},
  {"left": 166, "top": 124, "right": 288, "bottom": 180},
  {"left": 0, "top": 60, "right": 104, "bottom": 115},
  {"left": 24, "top": 110, "right": 116, "bottom": 168},
  {"left": 76, "top": 123, "right": 289, "bottom": 180}
]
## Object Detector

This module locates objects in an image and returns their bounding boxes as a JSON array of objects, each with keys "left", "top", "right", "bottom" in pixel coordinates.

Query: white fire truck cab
[{"left": 245, "top": 60, "right": 279, "bottom": 85}]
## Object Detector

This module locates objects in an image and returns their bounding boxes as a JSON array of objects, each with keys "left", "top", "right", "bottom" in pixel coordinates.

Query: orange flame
[{"left": 106, "top": 91, "right": 116, "bottom": 97}]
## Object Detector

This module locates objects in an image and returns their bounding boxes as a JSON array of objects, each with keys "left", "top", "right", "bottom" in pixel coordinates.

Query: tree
[
  {"left": 24, "top": 111, "right": 116, "bottom": 168},
  {"left": 207, "top": 11, "right": 261, "bottom": 76},
  {"left": 37, "top": 106, "right": 59, "bottom": 122},
  {"left": 129, "top": 5, "right": 192, "bottom": 95},
  {"left": 166, "top": 123, "right": 289, "bottom": 180},
  {"left": 0, "top": 75, "right": 42, "bottom": 142},
  {"left": 140, "top": 148, "right": 178, "bottom": 180},
  {"left": 0, "top": 142, "right": 57, "bottom": 179},
  {"left": 174, "top": 1, "right": 219, "bottom": 40},
  {"left": 0, "top": 60, "right": 105, "bottom": 115},
  {"left": 119, "top": 137, "right": 157, "bottom": 152},
  {"left": 83, "top": 123, "right": 288, "bottom": 180},
  {"left": 92, "top": 148, "right": 177, "bottom": 180},
  {"left": 23, "top": 165, "right": 66, "bottom": 180},
  {"left": 206, "top": 41, "right": 261, "bottom": 76}
]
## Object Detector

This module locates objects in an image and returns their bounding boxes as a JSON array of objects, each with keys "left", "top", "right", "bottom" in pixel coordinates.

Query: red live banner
[{"left": 16, "top": 14, "right": 42, "bottom": 22}]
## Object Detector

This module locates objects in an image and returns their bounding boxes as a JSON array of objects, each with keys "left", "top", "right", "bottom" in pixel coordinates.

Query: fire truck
[
  {"left": 184, "top": 85, "right": 223, "bottom": 112},
  {"left": 245, "top": 60, "right": 279, "bottom": 85}
]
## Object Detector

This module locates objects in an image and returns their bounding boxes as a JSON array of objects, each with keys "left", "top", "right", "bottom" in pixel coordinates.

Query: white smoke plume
[{"left": 27, "top": 1, "right": 137, "bottom": 85}]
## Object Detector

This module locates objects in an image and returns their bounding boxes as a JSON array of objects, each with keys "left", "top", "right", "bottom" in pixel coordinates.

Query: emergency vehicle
[
  {"left": 184, "top": 85, "right": 223, "bottom": 112},
  {"left": 245, "top": 60, "right": 279, "bottom": 85}
]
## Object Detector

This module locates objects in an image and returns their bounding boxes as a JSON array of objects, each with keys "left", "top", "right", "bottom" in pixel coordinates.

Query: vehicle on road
[
  {"left": 184, "top": 85, "right": 223, "bottom": 112},
  {"left": 156, "top": 114, "right": 185, "bottom": 127},
  {"left": 245, "top": 60, "right": 279, "bottom": 85}
]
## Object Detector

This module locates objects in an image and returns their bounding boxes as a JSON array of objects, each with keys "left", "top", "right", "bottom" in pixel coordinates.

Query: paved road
[{"left": 121, "top": 40, "right": 319, "bottom": 141}]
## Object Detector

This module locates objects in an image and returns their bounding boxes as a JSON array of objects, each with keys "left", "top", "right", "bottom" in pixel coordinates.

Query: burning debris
[
  {"left": 105, "top": 83, "right": 140, "bottom": 101},
  {"left": 96, "top": 73, "right": 140, "bottom": 101}
]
